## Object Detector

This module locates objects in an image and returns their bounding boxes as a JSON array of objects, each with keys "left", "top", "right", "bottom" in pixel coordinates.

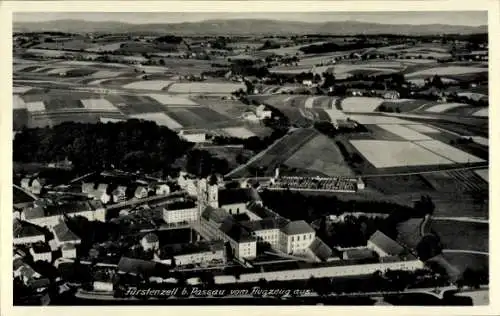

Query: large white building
[
  {"left": 199, "top": 206, "right": 257, "bottom": 260},
  {"left": 161, "top": 200, "right": 198, "bottom": 224},
  {"left": 278, "top": 220, "right": 316, "bottom": 255}
]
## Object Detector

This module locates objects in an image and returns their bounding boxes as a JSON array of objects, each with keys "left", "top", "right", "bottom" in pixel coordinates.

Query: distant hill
[{"left": 13, "top": 19, "right": 487, "bottom": 36}]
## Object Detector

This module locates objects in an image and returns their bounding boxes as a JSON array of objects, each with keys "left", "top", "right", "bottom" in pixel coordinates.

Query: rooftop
[
  {"left": 343, "top": 248, "right": 378, "bottom": 260},
  {"left": 53, "top": 220, "right": 81, "bottom": 243},
  {"left": 240, "top": 218, "right": 279, "bottom": 232},
  {"left": 31, "top": 242, "right": 51, "bottom": 253},
  {"left": 219, "top": 217, "right": 255, "bottom": 243},
  {"left": 280, "top": 220, "right": 315, "bottom": 235},
  {"left": 369, "top": 230, "right": 405, "bottom": 256},
  {"left": 117, "top": 256, "right": 158, "bottom": 275},
  {"left": 13, "top": 219, "right": 45, "bottom": 239},
  {"left": 309, "top": 237, "right": 333, "bottom": 261},
  {"left": 24, "top": 200, "right": 103, "bottom": 219}
]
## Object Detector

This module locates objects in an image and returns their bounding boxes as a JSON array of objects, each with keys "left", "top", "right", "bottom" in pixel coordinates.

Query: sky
[{"left": 14, "top": 11, "right": 487, "bottom": 26}]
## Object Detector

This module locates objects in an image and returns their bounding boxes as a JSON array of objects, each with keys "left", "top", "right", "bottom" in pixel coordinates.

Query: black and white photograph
[{"left": 7, "top": 4, "right": 493, "bottom": 309}]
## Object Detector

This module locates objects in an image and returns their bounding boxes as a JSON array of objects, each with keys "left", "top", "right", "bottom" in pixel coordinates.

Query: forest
[{"left": 13, "top": 120, "right": 230, "bottom": 177}]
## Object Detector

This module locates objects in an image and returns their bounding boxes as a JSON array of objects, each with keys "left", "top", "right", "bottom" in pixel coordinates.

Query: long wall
[{"left": 214, "top": 259, "right": 424, "bottom": 284}]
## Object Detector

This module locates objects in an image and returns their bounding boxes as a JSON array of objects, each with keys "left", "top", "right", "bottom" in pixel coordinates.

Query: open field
[
  {"left": 425, "top": 103, "right": 469, "bottom": 113},
  {"left": 167, "top": 82, "right": 245, "bottom": 94},
  {"left": 415, "top": 140, "right": 485, "bottom": 164},
  {"left": 222, "top": 127, "right": 256, "bottom": 139},
  {"left": 122, "top": 80, "right": 174, "bottom": 90},
  {"left": 129, "top": 112, "right": 183, "bottom": 129},
  {"left": 164, "top": 107, "right": 232, "bottom": 128},
  {"left": 364, "top": 174, "right": 434, "bottom": 195},
  {"left": 341, "top": 97, "right": 385, "bottom": 113},
  {"left": 421, "top": 169, "right": 488, "bottom": 193},
  {"left": 350, "top": 140, "right": 453, "bottom": 168},
  {"left": 396, "top": 217, "right": 425, "bottom": 249},
  {"left": 104, "top": 94, "right": 165, "bottom": 114},
  {"left": 430, "top": 219, "right": 488, "bottom": 253},
  {"left": 378, "top": 99, "right": 436, "bottom": 113},
  {"left": 377, "top": 124, "right": 432, "bottom": 141},
  {"left": 284, "top": 134, "right": 354, "bottom": 177},
  {"left": 230, "top": 128, "right": 319, "bottom": 177},
  {"left": 472, "top": 108, "right": 488, "bottom": 117},
  {"left": 147, "top": 94, "right": 198, "bottom": 106},
  {"left": 406, "top": 124, "right": 441, "bottom": 134},
  {"left": 469, "top": 136, "right": 488, "bottom": 147},
  {"left": 405, "top": 66, "right": 487, "bottom": 78},
  {"left": 474, "top": 169, "right": 488, "bottom": 182},
  {"left": 348, "top": 114, "right": 412, "bottom": 125},
  {"left": 443, "top": 252, "right": 489, "bottom": 275}
]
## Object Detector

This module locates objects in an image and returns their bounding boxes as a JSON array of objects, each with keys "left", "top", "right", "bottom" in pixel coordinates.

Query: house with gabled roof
[{"left": 367, "top": 230, "right": 405, "bottom": 257}]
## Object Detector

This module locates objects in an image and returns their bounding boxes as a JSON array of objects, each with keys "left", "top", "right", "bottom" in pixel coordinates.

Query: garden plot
[
  {"left": 26, "top": 101, "right": 46, "bottom": 112},
  {"left": 405, "top": 66, "right": 487, "bottom": 78},
  {"left": 122, "top": 80, "right": 173, "bottom": 90},
  {"left": 415, "top": 140, "right": 485, "bottom": 163},
  {"left": 81, "top": 99, "right": 119, "bottom": 111},
  {"left": 167, "top": 82, "right": 245, "bottom": 94},
  {"left": 474, "top": 169, "right": 488, "bottom": 182},
  {"left": 222, "top": 127, "right": 256, "bottom": 139},
  {"left": 425, "top": 103, "right": 469, "bottom": 113},
  {"left": 147, "top": 94, "right": 198, "bottom": 106},
  {"left": 377, "top": 124, "right": 432, "bottom": 141},
  {"left": 341, "top": 97, "right": 384, "bottom": 113},
  {"left": 13, "top": 95, "right": 26, "bottom": 109},
  {"left": 472, "top": 108, "right": 488, "bottom": 117},
  {"left": 348, "top": 114, "right": 412, "bottom": 125},
  {"left": 350, "top": 140, "right": 453, "bottom": 168},
  {"left": 406, "top": 124, "right": 441, "bottom": 134},
  {"left": 129, "top": 112, "right": 183, "bottom": 129}
]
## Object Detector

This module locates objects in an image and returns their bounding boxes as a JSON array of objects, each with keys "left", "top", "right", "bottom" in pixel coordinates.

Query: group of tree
[
  {"left": 13, "top": 120, "right": 196, "bottom": 175},
  {"left": 259, "top": 190, "right": 416, "bottom": 224},
  {"left": 184, "top": 149, "right": 231, "bottom": 178},
  {"left": 299, "top": 40, "right": 384, "bottom": 55}
]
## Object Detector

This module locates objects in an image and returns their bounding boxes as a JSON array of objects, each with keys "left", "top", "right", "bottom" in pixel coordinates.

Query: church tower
[{"left": 207, "top": 183, "right": 219, "bottom": 208}]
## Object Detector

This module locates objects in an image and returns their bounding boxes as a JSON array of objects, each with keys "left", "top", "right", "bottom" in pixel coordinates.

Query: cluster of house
[
  {"left": 242, "top": 104, "right": 273, "bottom": 122},
  {"left": 347, "top": 89, "right": 400, "bottom": 99},
  {"left": 81, "top": 180, "right": 170, "bottom": 205},
  {"left": 13, "top": 215, "right": 82, "bottom": 290}
]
